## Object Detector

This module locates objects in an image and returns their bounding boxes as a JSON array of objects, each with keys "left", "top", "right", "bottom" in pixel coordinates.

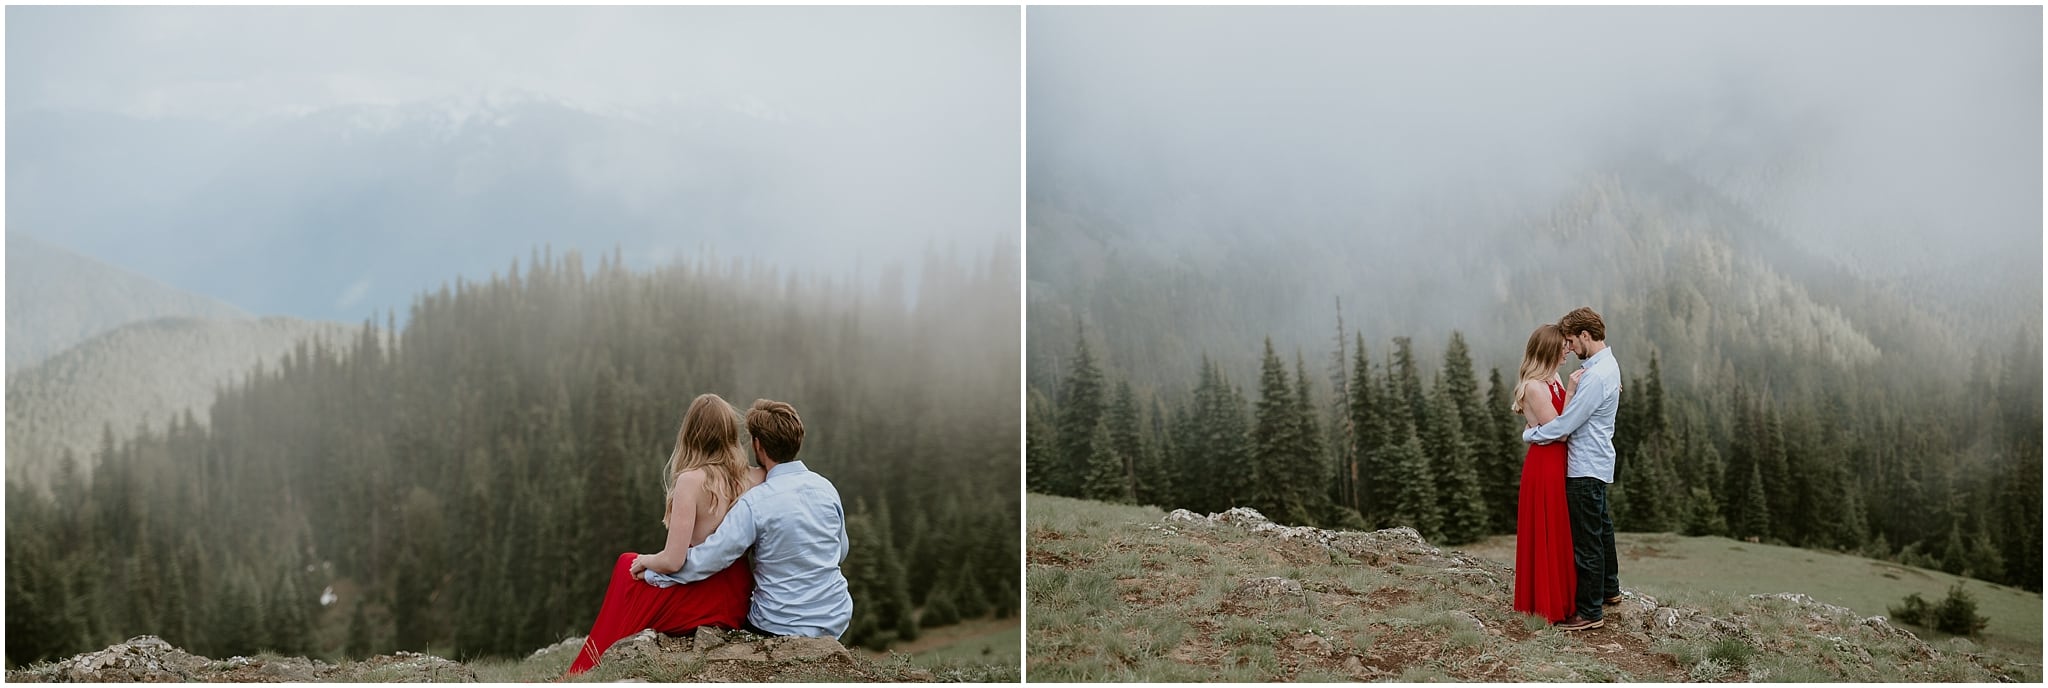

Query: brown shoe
[
  {"left": 1604, "top": 595, "right": 1624, "bottom": 606},
  {"left": 1556, "top": 614, "right": 1604, "bottom": 631}
]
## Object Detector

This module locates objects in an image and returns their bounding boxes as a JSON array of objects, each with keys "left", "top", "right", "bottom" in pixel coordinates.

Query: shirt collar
[
  {"left": 766, "top": 460, "right": 809, "bottom": 481},
  {"left": 1583, "top": 347, "right": 1612, "bottom": 369}
]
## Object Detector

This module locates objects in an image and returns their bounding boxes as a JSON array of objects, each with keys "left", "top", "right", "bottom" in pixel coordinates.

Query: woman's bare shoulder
[
  {"left": 672, "top": 467, "right": 709, "bottom": 493},
  {"left": 744, "top": 466, "right": 766, "bottom": 489}
]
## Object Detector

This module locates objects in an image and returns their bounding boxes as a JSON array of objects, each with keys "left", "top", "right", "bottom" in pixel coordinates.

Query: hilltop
[
  {"left": 1026, "top": 494, "right": 2038, "bottom": 682},
  {"left": 6, "top": 233, "right": 250, "bottom": 373},
  {"left": 6, "top": 626, "right": 1014, "bottom": 683},
  {"left": 6, "top": 315, "right": 351, "bottom": 487}
]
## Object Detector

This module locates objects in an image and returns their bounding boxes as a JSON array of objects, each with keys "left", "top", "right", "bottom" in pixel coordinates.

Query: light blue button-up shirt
[
  {"left": 1524, "top": 347, "right": 1621, "bottom": 483},
  {"left": 644, "top": 460, "right": 853, "bottom": 637}
]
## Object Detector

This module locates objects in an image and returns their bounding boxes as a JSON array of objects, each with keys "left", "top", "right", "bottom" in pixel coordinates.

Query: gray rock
[
  {"left": 1164, "top": 509, "right": 1206, "bottom": 523},
  {"left": 695, "top": 625, "right": 729, "bottom": 652},
  {"left": 38, "top": 635, "right": 211, "bottom": 682},
  {"left": 1216, "top": 506, "right": 1272, "bottom": 526},
  {"left": 530, "top": 635, "right": 587, "bottom": 660},
  {"left": 764, "top": 636, "right": 853, "bottom": 663},
  {"left": 608, "top": 630, "right": 664, "bottom": 663},
  {"left": 1449, "top": 610, "right": 1488, "bottom": 633},
  {"left": 1749, "top": 592, "right": 1854, "bottom": 618}
]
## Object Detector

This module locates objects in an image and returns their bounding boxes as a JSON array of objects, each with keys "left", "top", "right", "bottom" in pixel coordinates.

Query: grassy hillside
[
  {"left": 1026, "top": 494, "right": 2037, "bottom": 682},
  {"left": 5, "top": 315, "right": 351, "bottom": 487},
  {"left": 1461, "top": 532, "right": 2042, "bottom": 662},
  {"left": 6, "top": 233, "right": 249, "bottom": 373}
]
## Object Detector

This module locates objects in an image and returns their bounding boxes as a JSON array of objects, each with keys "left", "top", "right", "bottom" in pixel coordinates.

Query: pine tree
[
  {"left": 1760, "top": 406, "right": 1796, "bottom": 543},
  {"left": 1250, "top": 339, "right": 1295, "bottom": 520},
  {"left": 1054, "top": 327, "right": 1107, "bottom": 499},
  {"left": 1682, "top": 486, "right": 1727, "bottom": 537},
  {"left": 1026, "top": 388, "right": 1057, "bottom": 495},
  {"left": 1082, "top": 419, "right": 1127, "bottom": 503},
  {"left": 1389, "top": 337, "right": 1426, "bottom": 433},
  {"left": 1136, "top": 396, "right": 1175, "bottom": 508},
  {"left": 1189, "top": 357, "right": 1252, "bottom": 514},
  {"left": 1424, "top": 384, "right": 1487, "bottom": 545},
  {"left": 1348, "top": 334, "right": 1382, "bottom": 524},
  {"left": 1104, "top": 379, "right": 1145, "bottom": 503},
  {"left": 1384, "top": 430, "right": 1442, "bottom": 542},
  {"left": 1289, "top": 353, "right": 1331, "bottom": 526},
  {"left": 1738, "top": 462, "right": 1771, "bottom": 541},
  {"left": 1483, "top": 368, "right": 1523, "bottom": 534}
]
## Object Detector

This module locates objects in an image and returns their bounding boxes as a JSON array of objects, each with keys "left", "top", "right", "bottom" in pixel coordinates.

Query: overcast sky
[
  {"left": 10, "top": 6, "right": 1019, "bottom": 321},
  {"left": 1029, "top": 5, "right": 2040, "bottom": 274}
]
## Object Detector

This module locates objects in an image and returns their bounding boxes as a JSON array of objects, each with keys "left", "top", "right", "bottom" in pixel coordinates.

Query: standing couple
[
  {"left": 564, "top": 395, "right": 854, "bottom": 676},
  {"left": 1511, "top": 307, "right": 1622, "bottom": 632}
]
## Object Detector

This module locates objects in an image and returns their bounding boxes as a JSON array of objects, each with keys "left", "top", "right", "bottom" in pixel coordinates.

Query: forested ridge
[
  {"left": 6, "top": 243, "right": 1020, "bottom": 666},
  {"left": 1031, "top": 321, "right": 2041, "bottom": 595},
  {"left": 1026, "top": 167, "right": 2042, "bottom": 598}
]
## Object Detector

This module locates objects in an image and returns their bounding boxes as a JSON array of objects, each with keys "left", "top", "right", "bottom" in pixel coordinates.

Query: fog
[
  {"left": 1030, "top": 6, "right": 2039, "bottom": 274},
  {"left": 1027, "top": 5, "right": 2040, "bottom": 393},
  {"left": 10, "top": 6, "right": 1019, "bottom": 322}
]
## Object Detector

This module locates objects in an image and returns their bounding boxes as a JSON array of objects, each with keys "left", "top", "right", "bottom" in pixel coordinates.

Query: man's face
[{"left": 1565, "top": 332, "right": 1588, "bottom": 360}]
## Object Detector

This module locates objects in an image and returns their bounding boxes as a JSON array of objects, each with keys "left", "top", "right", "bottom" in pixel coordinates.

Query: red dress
[
  {"left": 566, "top": 552, "right": 753, "bottom": 675},
  {"left": 1514, "top": 379, "right": 1576, "bottom": 623}
]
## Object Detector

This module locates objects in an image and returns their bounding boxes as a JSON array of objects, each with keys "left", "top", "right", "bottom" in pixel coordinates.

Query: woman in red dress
[
  {"left": 564, "top": 393, "right": 765, "bottom": 677},
  {"left": 1512, "top": 324, "right": 1576, "bottom": 623}
]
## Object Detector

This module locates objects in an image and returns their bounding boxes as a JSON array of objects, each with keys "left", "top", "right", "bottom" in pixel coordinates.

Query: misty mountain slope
[
  {"left": 6, "top": 233, "right": 251, "bottom": 372},
  {"left": 5, "top": 247, "right": 1021, "bottom": 665},
  {"left": 5, "top": 315, "right": 351, "bottom": 488},
  {"left": 1027, "top": 161, "right": 1997, "bottom": 398}
]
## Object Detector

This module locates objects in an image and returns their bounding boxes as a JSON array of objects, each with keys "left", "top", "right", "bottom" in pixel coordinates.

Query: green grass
[
  {"left": 1465, "top": 531, "right": 2042, "bottom": 661},
  {"left": 1033, "top": 494, "right": 2037, "bottom": 683}
]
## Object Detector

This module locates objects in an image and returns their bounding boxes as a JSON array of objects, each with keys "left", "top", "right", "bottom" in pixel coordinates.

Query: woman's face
[{"left": 1558, "top": 338, "right": 1570, "bottom": 365}]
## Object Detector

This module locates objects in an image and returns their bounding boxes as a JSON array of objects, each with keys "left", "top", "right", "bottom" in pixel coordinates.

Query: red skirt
[
  {"left": 1513, "top": 441, "right": 1576, "bottom": 623},
  {"left": 567, "top": 552, "right": 753, "bottom": 674}
]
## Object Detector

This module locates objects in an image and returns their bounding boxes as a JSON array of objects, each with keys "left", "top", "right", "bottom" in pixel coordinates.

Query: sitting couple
[
  {"left": 1512, "top": 307, "right": 1623, "bottom": 632},
  {"left": 565, "top": 395, "right": 853, "bottom": 676}
]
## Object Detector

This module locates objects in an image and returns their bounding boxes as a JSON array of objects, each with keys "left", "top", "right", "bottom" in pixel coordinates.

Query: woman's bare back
[{"left": 682, "top": 466, "right": 766, "bottom": 546}]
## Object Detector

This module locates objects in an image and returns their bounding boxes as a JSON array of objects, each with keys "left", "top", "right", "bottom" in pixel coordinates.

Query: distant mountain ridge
[
  {"left": 6, "top": 315, "right": 353, "bottom": 488},
  {"left": 1025, "top": 156, "right": 2032, "bottom": 396},
  {"left": 6, "top": 233, "right": 250, "bottom": 372}
]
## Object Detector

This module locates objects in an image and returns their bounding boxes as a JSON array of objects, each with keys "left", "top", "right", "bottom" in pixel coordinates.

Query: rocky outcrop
[
  {"left": 9, "top": 629, "right": 921, "bottom": 683},
  {"left": 6, "top": 636, "right": 217, "bottom": 682}
]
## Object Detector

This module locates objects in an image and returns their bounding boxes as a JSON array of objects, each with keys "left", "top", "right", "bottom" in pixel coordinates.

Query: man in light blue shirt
[
  {"left": 1523, "top": 307, "right": 1621, "bottom": 631},
  {"left": 641, "top": 399, "right": 853, "bottom": 638}
]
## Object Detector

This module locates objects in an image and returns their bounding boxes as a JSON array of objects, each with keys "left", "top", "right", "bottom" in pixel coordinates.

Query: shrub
[
  {"left": 1886, "top": 592, "right": 1932, "bottom": 627},
  {"left": 1888, "top": 584, "right": 1989, "bottom": 636},
  {"left": 1931, "top": 584, "right": 1990, "bottom": 636}
]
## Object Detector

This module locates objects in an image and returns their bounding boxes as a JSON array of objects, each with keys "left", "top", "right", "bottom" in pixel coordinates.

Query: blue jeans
[{"left": 1565, "top": 477, "right": 1620, "bottom": 620}]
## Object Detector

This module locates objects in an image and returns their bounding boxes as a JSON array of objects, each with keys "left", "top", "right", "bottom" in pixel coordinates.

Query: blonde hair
[
  {"left": 661, "top": 394, "right": 748, "bottom": 527},
  {"left": 1512, "top": 324, "right": 1567, "bottom": 413}
]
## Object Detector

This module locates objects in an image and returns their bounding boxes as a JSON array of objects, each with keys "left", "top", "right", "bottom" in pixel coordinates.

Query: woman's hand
[{"left": 629, "top": 554, "right": 649, "bottom": 579}]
